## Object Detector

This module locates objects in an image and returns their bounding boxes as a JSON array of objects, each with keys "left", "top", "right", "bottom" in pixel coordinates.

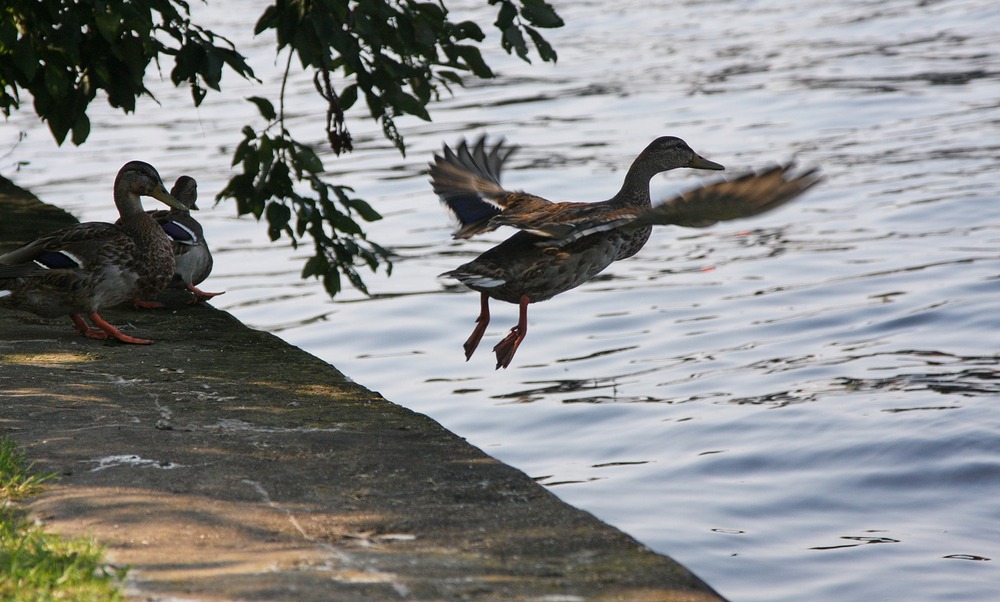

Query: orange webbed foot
[
  {"left": 80, "top": 312, "right": 153, "bottom": 344},
  {"left": 187, "top": 284, "right": 225, "bottom": 304}
]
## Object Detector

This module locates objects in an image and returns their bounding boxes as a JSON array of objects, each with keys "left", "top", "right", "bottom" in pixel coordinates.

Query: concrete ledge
[{"left": 0, "top": 178, "right": 724, "bottom": 601}]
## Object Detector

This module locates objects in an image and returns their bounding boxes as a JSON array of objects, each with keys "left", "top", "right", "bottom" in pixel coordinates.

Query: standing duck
[
  {"left": 430, "top": 136, "right": 821, "bottom": 369},
  {"left": 0, "top": 161, "right": 186, "bottom": 344},
  {"left": 137, "top": 175, "right": 223, "bottom": 304}
]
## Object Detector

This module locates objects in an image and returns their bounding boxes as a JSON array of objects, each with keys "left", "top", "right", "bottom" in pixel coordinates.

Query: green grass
[
  {"left": 0, "top": 438, "right": 54, "bottom": 501},
  {"left": 0, "top": 437, "right": 127, "bottom": 601}
]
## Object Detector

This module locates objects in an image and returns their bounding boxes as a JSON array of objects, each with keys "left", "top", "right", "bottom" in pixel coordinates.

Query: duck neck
[
  {"left": 114, "top": 188, "right": 145, "bottom": 219},
  {"left": 610, "top": 160, "right": 662, "bottom": 207},
  {"left": 115, "top": 190, "right": 159, "bottom": 239}
]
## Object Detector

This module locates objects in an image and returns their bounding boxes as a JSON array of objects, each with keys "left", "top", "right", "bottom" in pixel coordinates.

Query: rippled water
[{"left": 4, "top": 0, "right": 1000, "bottom": 599}]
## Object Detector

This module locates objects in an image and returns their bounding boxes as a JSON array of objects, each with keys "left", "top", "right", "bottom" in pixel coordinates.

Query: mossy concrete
[{"left": 0, "top": 176, "right": 725, "bottom": 601}]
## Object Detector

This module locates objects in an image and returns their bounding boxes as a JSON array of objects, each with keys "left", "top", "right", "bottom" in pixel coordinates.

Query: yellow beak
[{"left": 150, "top": 185, "right": 187, "bottom": 210}]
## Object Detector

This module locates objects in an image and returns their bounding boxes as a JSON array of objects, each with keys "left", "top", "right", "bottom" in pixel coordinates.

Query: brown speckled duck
[
  {"left": 0, "top": 161, "right": 185, "bottom": 344},
  {"left": 140, "top": 175, "right": 223, "bottom": 304},
  {"left": 430, "top": 135, "right": 822, "bottom": 369}
]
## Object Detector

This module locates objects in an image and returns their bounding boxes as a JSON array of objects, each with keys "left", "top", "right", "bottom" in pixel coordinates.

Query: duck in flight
[{"left": 430, "top": 135, "right": 821, "bottom": 369}]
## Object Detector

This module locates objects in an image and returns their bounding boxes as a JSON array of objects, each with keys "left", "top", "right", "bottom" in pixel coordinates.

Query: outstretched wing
[
  {"left": 430, "top": 136, "right": 553, "bottom": 238},
  {"left": 542, "top": 164, "right": 822, "bottom": 247},
  {"left": 636, "top": 164, "right": 822, "bottom": 228}
]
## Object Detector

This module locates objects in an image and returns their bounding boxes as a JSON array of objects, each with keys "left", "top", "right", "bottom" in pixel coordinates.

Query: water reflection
[
  {"left": 811, "top": 534, "right": 900, "bottom": 551},
  {"left": 833, "top": 352, "right": 1000, "bottom": 399},
  {"left": 944, "top": 554, "right": 992, "bottom": 562},
  {"left": 492, "top": 375, "right": 639, "bottom": 404},
  {"left": 730, "top": 389, "right": 819, "bottom": 408}
]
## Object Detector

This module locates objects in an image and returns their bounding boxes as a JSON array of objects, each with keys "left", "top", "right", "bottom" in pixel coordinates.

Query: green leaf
[
  {"left": 495, "top": 2, "right": 517, "bottom": 29},
  {"left": 247, "top": 96, "right": 277, "bottom": 121},
  {"left": 343, "top": 264, "right": 369, "bottom": 294},
  {"left": 265, "top": 201, "right": 292, "bottom": 241},
  {"left": 322, "top": 269, "right": 342, "bottom": 296},
  {"left": 0, "top": 17, "right": 16, "bottom": 49},
  {"left": 455, "top": 45, "right": 494, "bottom": 78},
  {"left": 191, "top": 81, "right": 207, "bottom": 106},
  {"left": 437, "top": 70, "right": 463, "bottom": 88},
  {"left": 453, "top": 20, "right": 486, "bottom": 42},
  {"left": 391, "top": 90, "right": 431, "bottom": 121},
  {"left": 501, "top": 26, "right": 529, "bottom": 61},
  {"left": 267, "top": 161, "right": 294, "bottom": 196},
  {"left": 254, "top": 5, "right": 278, "bottom": 35},
  {"left": 330, "top": 211, "right": 363, "bottom": 236},
  {"left": 70, "top": 113, "right": 91, "bottom": 145},
  {"left": 347, "top": 198, "right": 383, "bottom": 222},
  {"left": 95, "top": 9, "right": 123, "bottom": 41},
  {"left": 46, "top": 113, "right": 71, "bottom": 147},
  {"left": 525, "top": 26, "right": 558, "bottom": 63},
  {"left": 202, "top": 46, "right": 225, "bottom": 90},
  {"left": 11, "top": 38, "right": 37, "bottom": 80},
  {"left": 43, "top": 68, "right": 68, "bottom": 100},
  {"left": 521, "top": 0, "right": 565, "bottom": 28},
  {"left": 301, "top": 254, "right": 328, "bottom": 279},
  {"left": 339, "top": 83, "right": 358, "bottom": 110},
  {"left": 170, "top": 41, "right": 200, "bottom": 84},
  {"left": 293, "top": 144, "right": 324, "bottom": 174}
]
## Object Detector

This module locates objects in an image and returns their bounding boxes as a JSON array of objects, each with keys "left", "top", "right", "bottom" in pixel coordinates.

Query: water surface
[{"left": 4, "top": 0, "right": 1000, "bottom": 599}]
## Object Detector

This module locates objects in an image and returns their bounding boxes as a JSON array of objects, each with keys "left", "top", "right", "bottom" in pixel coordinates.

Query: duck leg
[
  {"left": 463, "top": 292, "right": 491, "bottom": 360},
  {"left": 72, "top": 312, "right": 152, "bottom": 344},
  {"left": 493, "top": 295, "right": 530, "bottom": 370},
  {"left": 70, "top": 314, "right": 109, "bottom": 339},
  {"left": 133, "top": 299, "right": 166, "bottom": 309}
]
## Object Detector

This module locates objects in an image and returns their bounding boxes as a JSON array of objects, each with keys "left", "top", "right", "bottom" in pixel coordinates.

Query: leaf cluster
[
  {"left": 491, "top": 0, "right": 562, "bottom": 63},
  {"left": 252, "top": 0, "right": 562, "bottom": 153},
  {"left": 220, "top": 114, "right": 390, "bottom": 297},
  {"left": 0, "top": 0, "right": 254, "bottom": 145}
]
